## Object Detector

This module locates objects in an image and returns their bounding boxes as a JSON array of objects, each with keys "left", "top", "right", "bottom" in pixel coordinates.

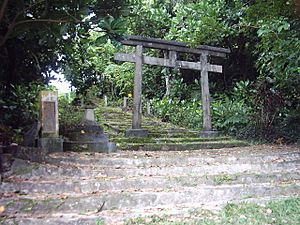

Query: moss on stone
[{"left": 20, "top": 199, "right": 37, "bottom": 212}]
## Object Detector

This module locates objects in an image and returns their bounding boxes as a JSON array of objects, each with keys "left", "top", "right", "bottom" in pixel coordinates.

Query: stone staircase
[
  {"left": 0, "top": 145, "right": 300, "bottom": 224},
  {"left": 96, "top": 107, "right": 248, "bottom": 151},
  {"left": 0, "top": 106, "right": 299, "bottom": 224}
]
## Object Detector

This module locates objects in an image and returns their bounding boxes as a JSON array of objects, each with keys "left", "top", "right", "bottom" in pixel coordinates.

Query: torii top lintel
[{"left": 121, "top": 35, "right": 231, "bottom": 58}]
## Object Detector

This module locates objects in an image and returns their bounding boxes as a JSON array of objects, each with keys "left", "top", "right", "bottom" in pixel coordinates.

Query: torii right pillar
[{"left": 199, "top": 51, "right": 218, "bottom": 138}]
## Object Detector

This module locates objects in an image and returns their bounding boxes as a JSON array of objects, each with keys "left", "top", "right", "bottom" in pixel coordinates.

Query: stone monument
[
  {"left": 38, "top": 91, "right": 63, "bottom": 153},
  {"left": 63, "top": 106, "right": 116, "bottom": 153}
]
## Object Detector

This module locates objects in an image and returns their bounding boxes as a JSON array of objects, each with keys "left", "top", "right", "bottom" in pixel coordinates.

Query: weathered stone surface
[
  {"left": 0, "top": 153, "right": 13, "bottom": 172},
  {"left": 63, "top": 124, "right": 116, "bottom": 153},
  {"left": 39, "top": 91, "right": 59, "bottom": 138},
  {"left": 38, "top": 138, "right": 63, "bottom": 153},
  {"left": 82, "top": 107, "right": 97, "bottom": 125},
  {"left": 12, "top": 146, "right": 47, "bottom": 163},
  {"left": 199, "top": 130, "right": 219, "bottom": 138},
  {"left": 63, "top": 107, "right": 116, "bottom": 153},
  {"left": 0, "top": 145, "right": 299, "bottom": 224},
  {"left": 125, "top": 128, "right": 149, "bottom": 137}
]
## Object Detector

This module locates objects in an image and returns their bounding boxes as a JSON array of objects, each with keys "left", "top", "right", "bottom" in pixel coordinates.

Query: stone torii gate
[{"left": 114, "top": 35, "right": 230, "bottom": 137}]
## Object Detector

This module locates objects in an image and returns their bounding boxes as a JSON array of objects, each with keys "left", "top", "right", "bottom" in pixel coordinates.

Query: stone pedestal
[
  {"left": 38, "top": 137, "right": 63, "bottom": 153},
  {"left": 125, "top": 128, "right": 149, "bottom": 137},
  {"left": 63, "top": 107, "right": 117, "bottom": 153},
  {"left": 64, "top": 140, "right": 116, "bottom": 153},
  {"left": 199, "top": 130, "right": 219, "bottom": 138}
]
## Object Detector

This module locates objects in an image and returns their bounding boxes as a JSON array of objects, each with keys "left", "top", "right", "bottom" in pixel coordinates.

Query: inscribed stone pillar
[
  {"left": 38, "top": 91, "right": 63, "bottom": 152},
  {"left": 40, "top": 91, "right": 59, "bottom": 137}
]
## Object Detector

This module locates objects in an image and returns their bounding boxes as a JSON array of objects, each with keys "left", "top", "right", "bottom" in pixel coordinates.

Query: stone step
[
  {"left": 2, "top": 171, "right": 299, "bottom": 195},
  {"left": 117, "top": 140, "right": 249, "bottom": 151},
  {"left": 111, "top": 136, "right": 231, "bottom": 144},
  {"left": 1, "top": 194, "right": 298, "bottom": 225},
  {"left": 105, "top": 127, "right": 194, "bottom": 135},
  {"left": 102, "top": 128, "right": 200, "bottom": 138},
  {"left": 104, "top": 124, "right": 192, "bottom": 131},
  {"left": 0, "top": 215, "right": 104, "bottom": 225},
  {"left": 6, "top": 158, "right": 300, "bottom": 180},
  {"left": 104, "top": 120, "right": 184, "bottom": 129},
  {"left": 1, "top": 182, "right": 299, "bottom": 216},
  {"left": 46, "top": 151, "right": 300, "bottom": 168},
  {"left": 147, "top": 132, "right": 200, "bottom": 138}
]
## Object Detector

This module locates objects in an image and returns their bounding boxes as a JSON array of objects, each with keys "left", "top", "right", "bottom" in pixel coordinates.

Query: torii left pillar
[{"left": 125, "top": 45, "right": 149, "bottom": 137}]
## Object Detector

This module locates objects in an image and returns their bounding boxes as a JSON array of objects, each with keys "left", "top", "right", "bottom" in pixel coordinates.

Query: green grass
[
  {"left": 125, "top": 197, "right": 300, "bottom": 225},
  {"left": 213, "top": 174, "right": 238, "bottom": 185},
  {"left": 95, "top": 218, "right": 105, "bottom": 225},
  {"left": 20, "top": 199, "right": 37, "bottom": 212}
]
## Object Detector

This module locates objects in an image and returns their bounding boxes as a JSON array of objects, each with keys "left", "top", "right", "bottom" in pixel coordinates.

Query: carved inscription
[{"left": 42, "top": 101, "right": 56, "bottom": 133}]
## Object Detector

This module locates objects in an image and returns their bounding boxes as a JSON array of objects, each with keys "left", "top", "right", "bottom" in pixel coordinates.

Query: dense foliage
[
  {"left": 1, "top": 0, "right": 299, "bottom": 143},
  {"left": 0, "top": 0, "right": 131, "bottom": 136}
]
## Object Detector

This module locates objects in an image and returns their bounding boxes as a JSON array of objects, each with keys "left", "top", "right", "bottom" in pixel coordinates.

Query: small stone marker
[
  {"left": 104, "top": 95, "right": 108, "bottom": 107},
  {"left": 123, "top": 97, "right": 128, "bottom": 109},
  {"left": 38, "top": 91, "right": 63, "bottom": 153},
  {"left": 146, "top": 101, "right": 151, "bottom": 115},
  {"left": 82, "top": 107, "right": 96, "bottom": 125}
]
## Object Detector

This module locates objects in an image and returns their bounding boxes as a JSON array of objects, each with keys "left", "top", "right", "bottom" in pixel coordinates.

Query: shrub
[
  {"left": 212, "top": 96, "right": 252, "bottom": 134},
  {"left": 58, "top": 95, "right": 84, "bottom": 135},
  {"left": 151, "top": 98, "right": 203, "bottom": 130},
  {"left": 0, "top": 82, "right": 46, "bottom": 142}
]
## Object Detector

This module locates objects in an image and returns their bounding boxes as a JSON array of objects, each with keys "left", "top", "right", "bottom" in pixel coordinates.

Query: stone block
[
  {"left": 63, "top": 141, "right": 117, "bottom": 153},
  {"left": 125, "top": 128, "right": 149, "bottom": 137},
  {"left": 0, "top": 153, "right": 13, "bottom": 172},
  {"left": 38, "top": 137, "right": 63, "bottom": 153},
  {"left": 13, "top": 146, "right": 47, "bottom": 163},
  {"left": 199, "top": 130, "right": 219, "bottom": 138}
]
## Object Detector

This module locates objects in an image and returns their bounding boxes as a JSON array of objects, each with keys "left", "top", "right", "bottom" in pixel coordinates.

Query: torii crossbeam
[{"left": 114, "top": 35, "right": 230, "bottom": 137}]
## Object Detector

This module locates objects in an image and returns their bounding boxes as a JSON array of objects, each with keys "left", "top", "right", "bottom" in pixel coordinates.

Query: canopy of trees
[{"left": 0, "top": 0, "right": 130, "bottom": 131}]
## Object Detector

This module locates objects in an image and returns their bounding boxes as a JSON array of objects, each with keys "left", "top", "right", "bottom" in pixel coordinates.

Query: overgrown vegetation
[
  {"left": 1, "top": 0, "right": 299, "bottom": 143},
  {"left": 125, "top": 197, "right": 300, "bottom": 225}
]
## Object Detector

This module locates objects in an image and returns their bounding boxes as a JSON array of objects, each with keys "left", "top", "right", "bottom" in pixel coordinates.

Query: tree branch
[
  {"left": 14, "top": 18, "right": 72, "bottom": 26},
  {"left": 0, "top": 18, "right": 81, "bottom": 48},
  {"left": 0, "top": 0, "right": 9, "bottom": 24}
]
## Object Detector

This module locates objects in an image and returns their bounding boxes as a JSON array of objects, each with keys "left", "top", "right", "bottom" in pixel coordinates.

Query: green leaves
[
  {"left": 95, "top": 17, "right": 127, "bottom": 45},
  {"left": 167, "top": 0, "right": 227, "bottom": 45},
  {"left": 257, "top": 18, "right": 291, "bottom": 37}
]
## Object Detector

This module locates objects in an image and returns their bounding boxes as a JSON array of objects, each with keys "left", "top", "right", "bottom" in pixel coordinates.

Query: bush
[
  {"left": 58, "top": 95, "right": 84, "bottom": 135},
  {"left": 212, "top": 96, "right": 252, "bottom": 134},
  {"left": 151, "top": 98, "right": 203, "bottom": 130},
  {"left": 212, "top": 80, "right": 255, "bottom": 134},
  {"left": 151, "top": 80, "right": 255, "bottom": 135},
  {"left": 0, "top": 82, "right": 46, "bottom": 142}
]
